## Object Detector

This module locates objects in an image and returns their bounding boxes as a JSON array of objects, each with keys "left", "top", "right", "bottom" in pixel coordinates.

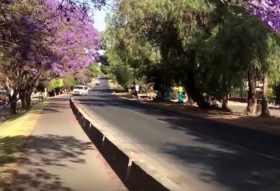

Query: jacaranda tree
[{"left": 0, "top": 0, "right": 101, "bottom": 113}]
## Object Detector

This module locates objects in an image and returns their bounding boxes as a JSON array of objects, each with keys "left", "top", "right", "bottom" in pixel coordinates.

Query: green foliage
[
  {"left": 63, "top": 76, "right": 79, "bottom": 88},
  {"left": 86, "top": 63, "right": 101, "bottom": 78},
  {"left": 273, "top": 84, "right": 280, "bottom": 101},
  {"left": 108, "top": 60, "right": 134, "bottom": 89},
  {"left": 267, "top": 88, "right": 275, "bottom": 99},
  {"left": 103, "top": 0, "right": 280, "bottom": 106},
  {"left": 47, "top": 78, "right": 63, "bottom": 91},
  {"left": 100, "top": 65, "right": 109, "bottom": 75}
]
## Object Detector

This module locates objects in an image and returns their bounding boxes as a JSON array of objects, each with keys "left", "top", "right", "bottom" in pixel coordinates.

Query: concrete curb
[{"left": 70, "top": 98, "right": 185, "bottom": 191}]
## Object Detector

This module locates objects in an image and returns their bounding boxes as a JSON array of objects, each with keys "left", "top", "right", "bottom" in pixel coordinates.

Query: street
[{"left": 74, "top": 77, "right": 280, "bottom": 191}]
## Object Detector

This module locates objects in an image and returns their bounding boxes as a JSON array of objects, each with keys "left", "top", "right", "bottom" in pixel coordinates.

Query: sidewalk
[{"left": 2, "top": 95, "right": 127, "bottom": 191}]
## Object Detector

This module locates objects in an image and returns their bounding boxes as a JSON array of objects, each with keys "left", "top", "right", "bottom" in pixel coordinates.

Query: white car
[
  {"left": 72, "top": 85, "right": 88, "bottom": 96},
  {"left": 96, "top": 80, "right": 100, "bottom": 85}
]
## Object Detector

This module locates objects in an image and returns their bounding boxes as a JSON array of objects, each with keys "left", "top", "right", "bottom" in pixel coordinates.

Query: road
[{"left": 75, "top": 77, "right": 280, "bottom": 191}]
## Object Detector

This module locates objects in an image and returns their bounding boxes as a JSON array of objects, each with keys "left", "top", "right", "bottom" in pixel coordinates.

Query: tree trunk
[
  {"left": 222, "top": 95, "right": 228, "bottom": 109},
  {"left": 260, "top": 72, "right": 270, "bottom": 117},
  {"left": 20, "top": 92, "right": 26, "bottom": 109},
  {"left": 222, "top": 95, "right": 232, "bottom": 112},
  {"left": 185, "top": 90, "right": 195, "bottom": 105},
  {"left": 184, "top": 72, "right": 210, "bottom": 109},
  {"left": 9, "top": 94, "right": 17, "bottom": 115},
  {"left": 26, "top": 92, "right": 32, "bottom": 110},
  {"left": 245, "top": 69, "right": 257, "bottom": 115},
  {"left": 187, "top": 97, "right": 195, "bottom": 105}
]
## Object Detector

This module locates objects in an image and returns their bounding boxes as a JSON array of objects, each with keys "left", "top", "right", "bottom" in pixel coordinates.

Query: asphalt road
[{"left": 75, "top": 77, "right": 280, "bottom": 191}]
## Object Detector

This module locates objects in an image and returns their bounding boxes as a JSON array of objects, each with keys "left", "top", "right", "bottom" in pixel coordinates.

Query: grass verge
[{"left": 0, "top": 101, "right": 47, "bottom": 189}]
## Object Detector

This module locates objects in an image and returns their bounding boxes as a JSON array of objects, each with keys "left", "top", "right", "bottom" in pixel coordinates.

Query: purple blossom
[
  {"left": 4, "top": 0, "right": 13, "bottom": 4},
  {"left": 248, "top": 0, "right": 280, "bottom": 32},
  {"left": 23, "top": 66, "right": 38, "bottom": 74},
  {"left": 38, "top": 0, "right": 101, "bottom": 75},
  {"left": 4, "top": 0, "right": 101, "bottom": 78}
]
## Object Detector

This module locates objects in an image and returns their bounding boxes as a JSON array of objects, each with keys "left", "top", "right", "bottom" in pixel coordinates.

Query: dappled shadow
[
  {"left": 160, "top": 142, "right": 280, "bottom": 191},
  {"left": 75, "top": 95, "right": 280, "bottom": 191},
  {"left": 0, "top": 134, "right": 93, "bottom": 191},
  {"left": 41, "top": 99, "right": 70, "bottom": 114},
  {"left": 82, "top": 96, "right": 280, "bottom": 157},
  {"left": 140, "top": 100, "right": 280, "bottom": 135}
]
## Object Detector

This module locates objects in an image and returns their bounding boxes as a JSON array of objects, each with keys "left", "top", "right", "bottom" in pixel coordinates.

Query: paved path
[
  {"left": 11, "top": 95, "right": 127, "bottom": 191},
  {"left": 74, "top": 76, "right": 280, "bottom": 191}
]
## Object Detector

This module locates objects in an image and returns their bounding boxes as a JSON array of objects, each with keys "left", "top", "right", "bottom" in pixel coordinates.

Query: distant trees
[{"left": 103, "top": 0, "right": 280, "bottom": 116}]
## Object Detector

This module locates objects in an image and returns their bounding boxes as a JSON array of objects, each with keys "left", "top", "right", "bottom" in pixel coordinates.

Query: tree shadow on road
[
  {"left": 76, "top": 96, "right": 280, "bottom": 191},
  {"left": 159, "top": 141, "right": 280, "bottom": 191},
  {"left": 41, "top": 100, "right": 70, "bottom": 114},
  {"left": 0, "top": 134, "right": 93, "bottom": 191},
  {"left": 76, "top": 97, "right": 280, "bottom": 157}
]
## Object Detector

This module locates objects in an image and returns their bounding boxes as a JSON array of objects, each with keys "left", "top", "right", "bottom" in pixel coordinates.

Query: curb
[{"left": 70, "top": 98, "right": 185, "bottom": 191}]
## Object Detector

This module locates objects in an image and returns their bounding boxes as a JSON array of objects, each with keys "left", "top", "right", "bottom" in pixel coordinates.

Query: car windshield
[{"left": 74, "top": 86, "right": 83, "bottom": 90}]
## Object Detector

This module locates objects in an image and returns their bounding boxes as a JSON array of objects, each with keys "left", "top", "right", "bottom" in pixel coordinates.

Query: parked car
[
  {"left": 72, "top": 85, "right": 88, "bottom": 96},
  {"left": 96, "top": 80, "right": 100, "bottom": 85}
]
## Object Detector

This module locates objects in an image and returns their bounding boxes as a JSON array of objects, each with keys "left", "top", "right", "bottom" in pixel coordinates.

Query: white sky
[
  {"left": 90, "top": 0, "right": 113, "bottom": 32},
  {"left": 93, "top": 9, "right": 107, "bottom": 32},
  {"left": 91, "top": 1, "right": 112, "bottom": 55}
]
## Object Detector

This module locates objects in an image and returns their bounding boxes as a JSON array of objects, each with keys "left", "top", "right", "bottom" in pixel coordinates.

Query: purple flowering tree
[
  {"left": 247, "top": 0, "right": 280, "bottom": 32},
  {"left": 0, "top": 0, "right": 101, "bottom": 113},
  {"left": 43, "top": 0, "right": 101, "bottom": 75}
]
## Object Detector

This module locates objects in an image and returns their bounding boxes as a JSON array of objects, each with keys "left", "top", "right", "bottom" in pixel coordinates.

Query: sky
[
  {"left": 91, "top": 1, "right": 112, "bottom": 55},
  {"left": 91, "top": 0, "right": 113, "bottom": 32},
  {"left": 93, "top": 9, "right": 107, "bottom": 55},
  {"left": 93, "top": 9, "right": 107, "bottom": 32}
]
